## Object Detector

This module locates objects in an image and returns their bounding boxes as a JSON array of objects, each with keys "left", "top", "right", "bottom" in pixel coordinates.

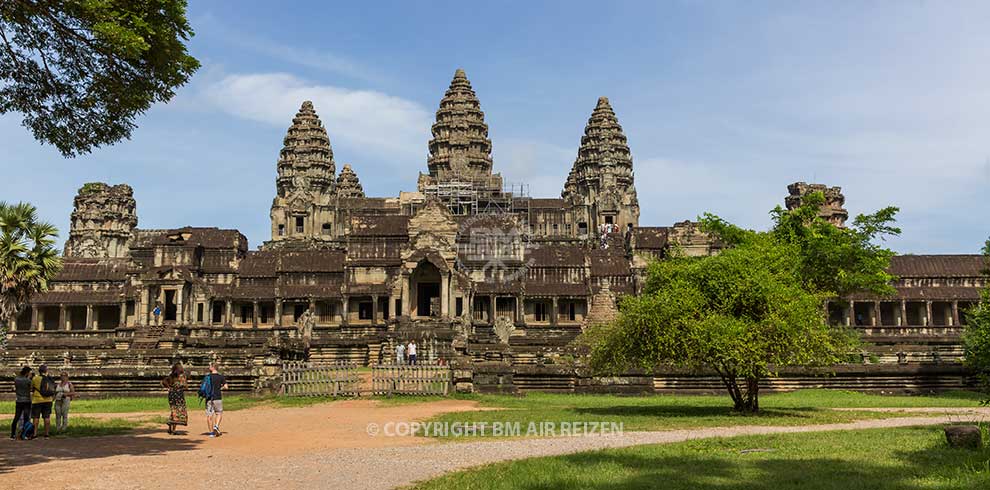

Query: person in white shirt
[
  {"left": 407, "top": 341, "right": 417, "bottom": 365},
  {"left": 395, "top": 342, "right": 406, "bottom": 365}
]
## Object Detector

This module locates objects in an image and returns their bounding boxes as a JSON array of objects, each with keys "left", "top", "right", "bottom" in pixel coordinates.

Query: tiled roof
[
  {"left": 54, "top": 259, "right": 128, "bottom": 282},
  {"left": 590, "top": 252, "right": 631, "bottom": 276},
  {"left": 527, "top": 198, "right": 568, "bottom": 209},
  {"left": 630, "top": 227, "right": 668, "bottom": 250},
  {"left": 32, "top": 288, "right": 123, "bottom": 305},
  {"left": 527, "top": 245, "right": 585, "bottom": 267},
  {"left": 140, "top": 227, "right": 247, "bottom": 250},
  {"left": 279, "top": 250, "right": 345, "bottom": 273},
  {"left": 349, "top": 216, "right": 410, "bottom": 237},
  {"left": 238, "top": 252, "right": 278, "bottom": 277},
  {"left": 850, "top": 286, "right": 983, "bottom": 301},
  {"left": 888, "top": 255, "right": 987, "bottom": 278}
]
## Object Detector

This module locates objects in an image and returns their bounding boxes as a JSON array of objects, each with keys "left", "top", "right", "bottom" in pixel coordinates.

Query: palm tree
[{"left": 0, "top": 202, "right": 61, "bottom": 350}]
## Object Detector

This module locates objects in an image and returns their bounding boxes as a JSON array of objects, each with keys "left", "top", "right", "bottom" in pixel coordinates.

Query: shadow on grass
[
  {"left": 504, "top": 427, "right": 990, "bottom": 490},
  {"left": 573, "top": 405, "right": 820, "bottom": 420}
]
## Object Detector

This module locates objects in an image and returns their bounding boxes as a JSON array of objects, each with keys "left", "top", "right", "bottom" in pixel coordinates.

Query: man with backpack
[
  {"left": 30, "top": 364, "right": 56, "bottom": 439},
  {"left": 199, "top": 362, "right": 228, "bottom": 438}
]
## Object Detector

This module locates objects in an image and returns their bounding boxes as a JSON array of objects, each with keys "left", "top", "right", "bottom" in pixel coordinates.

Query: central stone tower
[
  {"left": 418, "top": 69, "right": 504, "bottom": 212},
  {"left": 63, "top": 182, "right": 138, "bottom": 258},
  {"left": 562, "top": 97, "right": 640, "bottom": 231}
]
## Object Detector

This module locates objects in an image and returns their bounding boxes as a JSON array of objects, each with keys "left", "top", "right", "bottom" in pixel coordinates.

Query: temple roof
[
  {"left": 53, "top": 259, "right": 129, "bottom": 282},
  {"left": 889, "top": 255, "right": 987, "bottom": 278},
  {"left": 563, "top": 96, "right": 636, "bottom": 199}
]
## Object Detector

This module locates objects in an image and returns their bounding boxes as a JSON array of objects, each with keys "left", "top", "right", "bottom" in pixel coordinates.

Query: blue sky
[{"left": 3, "top": 1, "right": 988, "bottom": 253}]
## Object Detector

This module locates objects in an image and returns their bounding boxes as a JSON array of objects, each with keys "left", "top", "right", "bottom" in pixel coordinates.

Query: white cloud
[{"left": 202, "top": 73, "right": 431, "bottom": 163}]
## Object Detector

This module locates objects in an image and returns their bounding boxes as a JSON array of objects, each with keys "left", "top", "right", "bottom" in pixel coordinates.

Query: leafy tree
[
  {"left": 962, "top": 237, "right": 990, "bottom": 404},
  {"left": 586, "top": 193, "right": 900, "bottom": 413},
  {"left": 0, "top": 1, "right": 199, "bottom": 156},
  {"left": 0, "top": 202, "right": 61, "bottom": 350}
]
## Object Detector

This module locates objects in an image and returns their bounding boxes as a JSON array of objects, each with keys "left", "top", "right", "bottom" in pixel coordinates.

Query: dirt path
[{"left": 1, "top": 402, "right": 986, "bottom": 490}]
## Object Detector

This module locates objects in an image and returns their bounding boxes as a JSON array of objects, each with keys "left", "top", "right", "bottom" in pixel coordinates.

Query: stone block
[{"left": 944, "top": 425, "right": 983, "bottom": 449}]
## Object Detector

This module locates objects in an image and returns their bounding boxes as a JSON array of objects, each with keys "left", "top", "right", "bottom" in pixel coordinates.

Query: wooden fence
[
  {"left": 280, "top": 361, "right": 360, "bottom": 397},
  {"left": 372, "top": 365, "right": 451, "bottom": 396}
]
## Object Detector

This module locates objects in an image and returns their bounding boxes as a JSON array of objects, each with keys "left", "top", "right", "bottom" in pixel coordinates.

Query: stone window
[
  {"left": 295, "top": 217, "right": 304, "bottom": 233},
  {"left": 455, "top": 297, "right": 463, "bottom": 317},
  {"left": 534, "top": 302, "right": 549, "bottom": 322},
  {"left": 322, "top": 223, "right": 332, "bottom": 235},
  {"left": 278, "top": 224, "right": 285, "bottom": 236},
  {"left": 358, "top": 301, "right": 373, "bottom": 320},
  {"left": 196, "top": 303, "right": 204, "bottom": 322}
]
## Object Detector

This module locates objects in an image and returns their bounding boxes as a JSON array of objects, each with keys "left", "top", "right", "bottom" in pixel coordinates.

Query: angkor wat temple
[{"left": 2, "top": 70, "right": 985, "bottom": 394}]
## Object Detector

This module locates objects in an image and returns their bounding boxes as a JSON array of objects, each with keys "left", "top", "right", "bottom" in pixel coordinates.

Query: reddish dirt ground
[{"left": 0, "top": 399, "right": 481, "bottom": 489}]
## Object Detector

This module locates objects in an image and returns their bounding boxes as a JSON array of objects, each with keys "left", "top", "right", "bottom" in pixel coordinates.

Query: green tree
[
  {"left": 586, "top": 194, "right": 900, "bottom": 413},
  {"left": 962, "top": 237, "right": 990, "bottom": 404},
  {"left": 0, "top": 1, "right": 199, "bottom": 156},
  {"left": 0, "top": 202, "right": 61, "bottom": 350}
]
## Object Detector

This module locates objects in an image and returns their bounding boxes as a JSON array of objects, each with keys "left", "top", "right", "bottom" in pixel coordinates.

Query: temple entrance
[
  {"left": 410, "top": 261, "right": 442, "bottom": 317},
  {"left": 164, "top": 289, "right": 178, "bottom": 322}
]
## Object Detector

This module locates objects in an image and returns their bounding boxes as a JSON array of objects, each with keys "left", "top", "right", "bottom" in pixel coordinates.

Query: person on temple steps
[
  {"left": 395, "top": 342, "right": 406, "bottom": 365},
  {"left": 10, "top": 366, "right": 32, "bottom": 440},
  {"left": 407, "top": 340, "right": 417, "bottom": 365},
  {"left": 153, "top": 303, "right": 162, "bottom": 325}
]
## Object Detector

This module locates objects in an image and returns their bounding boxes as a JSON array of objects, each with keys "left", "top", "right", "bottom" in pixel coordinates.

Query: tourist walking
[
  {"left": 54, "top": 371, "right": 76, "bottom": 432},
  {"left": 407, "top": 340, "right": 417, "bottom": 365},
  {"left": 30, "top": 364, "right": 55, "bottom": 439},
  {"left": 153, "top": 303, "right": 162, "bottom": 325},
  {"left": 162, "top": 363, "right": 188, "bottom": 435},
  {"left": 201, "top": 362, "right": 228, "bottom": 437},
  {"left": 10, "top": 366, "right": 32, "bottom": 440},
  {"left": 395, "top": 342, "right": 406, "bottom": 365}
]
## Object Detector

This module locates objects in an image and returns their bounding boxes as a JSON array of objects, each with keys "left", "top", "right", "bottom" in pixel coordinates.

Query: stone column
[
  {"left": 85, "top": 304, "right": 94, "bottom": 330},
  {"left": 59, "top": 304, "right": 67, "bottom": 331},
  {"left": 140, "top": 288, "right": 150, "bottom": 326},
  {"left": 206, "top": 300, "right": 213, "bottom": 326},
  {"left": 175, "top": 288, "right": 184, "bottom": 324},
  {"left": 119, "top": 301, "right": 127, "bottom": 328},
  {"left": 401, "top": 276, "right": 411, "bottom": 316},
  {"left": 925, "top": 301, "right": 932, "bottom": 326},
  {"left": 372, "top": 295, "right": 379, "bottom": 325},
  {"left": 225, "top": 300, "right": 233, "bottom": 326},
  {"left": 873, "top": 301, "right": 880, "bottom": 326},
  {"left": 516, "top": 295, "right": 525, "bottom": 325},
  {"left": 342, "top": 296, "right": 350, "bottom": 326},
  {"left": 847, "top": 301, "right": 854, "bottom": 326},
  {"left": 30, "top": 306, "right": 39, "bottom": 331},
  {"left": 900, "top": 300, "right": 907, "bottom": 326},
  {"left": 551, "top": 297, "right": 559, "bottom": 326},
  {"left": 275, "top": 299, "right": 283, "bottom": 327},
  {"left": 440, "top": 274, "right": 449, "bottom": 317},
  {"left": 952, "top": 301, "right": 960, "bottom": 327},
  {"left": 490, "top": 295, "right": 497, "bottom": 325},
  {"left": 252, "top": 301, "right": 259, "bottom": 328}
]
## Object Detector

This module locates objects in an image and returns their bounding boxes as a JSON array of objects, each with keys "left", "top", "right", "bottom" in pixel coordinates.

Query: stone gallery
[{"left": 2, "top": 70, "right": 984, "bottom": 393}]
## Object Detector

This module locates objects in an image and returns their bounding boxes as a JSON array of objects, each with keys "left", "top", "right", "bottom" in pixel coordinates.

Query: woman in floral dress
[{"left": 162, "top": 363, "right": 188, "bottom": 434}]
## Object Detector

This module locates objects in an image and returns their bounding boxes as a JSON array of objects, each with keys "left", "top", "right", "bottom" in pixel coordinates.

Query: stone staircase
[{"left": 129, "top": 325, "right": 167, "bottom": 349}]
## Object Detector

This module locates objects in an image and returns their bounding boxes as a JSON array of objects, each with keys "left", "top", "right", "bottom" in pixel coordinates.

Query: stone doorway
[
  {"left": 164, "top": 289, "right": 178, "bottom": 322},
  {"left": 410, "top": 261, "right": 441, "bottom": 317}
]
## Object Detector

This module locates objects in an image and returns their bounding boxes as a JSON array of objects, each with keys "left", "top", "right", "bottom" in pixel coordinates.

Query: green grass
[
  {"left": 19, "top": 416, "right": 150, "bottom": 438},
  {"left": 0, "top": 393, "right": 343, "bottom": 414},
  {"left": 411, "top": 426, "right": 990, "bottom": 489},
  {"left": 416, "top": 390, "right": 984, "bottom": 438}
]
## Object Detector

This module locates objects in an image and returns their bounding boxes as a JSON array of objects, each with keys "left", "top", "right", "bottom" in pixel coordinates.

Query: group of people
[
  {"left": 394, "top": 340, "right": 418, "bottom": 365},
  {"left": 9, "top": 362, "right": 228, "bottom": 440},
  {"left": 162, "top": 362, "right": 228, "bottom": 437},
  {"left": 10, "top": 365, "right": 75, "bottom": 440}
]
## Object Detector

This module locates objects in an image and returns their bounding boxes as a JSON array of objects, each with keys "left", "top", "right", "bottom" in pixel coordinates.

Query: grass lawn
[
  {"left": 416, "top": 390, "right": 984, "bottom": 438},
  {"left": 412, "top": 426, "right": 990, "bottom": 489}
]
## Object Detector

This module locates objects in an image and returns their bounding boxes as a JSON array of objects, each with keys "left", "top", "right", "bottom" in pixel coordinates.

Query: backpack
[
  {"left": 21, "top": 420, "right": 35, "bottom": 440},
  {"left": 198, "top": 375, "right": 213, "bottom": 402},
  {"left": 39, "top": 375, "right": 57, "bottom": 398}
]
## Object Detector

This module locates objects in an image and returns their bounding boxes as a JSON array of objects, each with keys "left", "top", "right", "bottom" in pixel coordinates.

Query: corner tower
[
  {"left": 785, "top": 182, "right": 848, "bottom": 227},
  {"left": 269, "top": 101, "right": 337, "bottom": 243},
  {"left": 562, "top": 97, "right": 640, "bottom": 231},
  {"left": 418, "top": 69, "right": 503, "bottom": 203},
  {"left": 63, "top": 183, "right": 138, "bottom": 258}
]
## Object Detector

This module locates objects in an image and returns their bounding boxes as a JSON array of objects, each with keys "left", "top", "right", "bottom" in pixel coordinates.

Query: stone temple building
[{"left": 2, "top": 69, "right": 986, "bottom": 394}]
